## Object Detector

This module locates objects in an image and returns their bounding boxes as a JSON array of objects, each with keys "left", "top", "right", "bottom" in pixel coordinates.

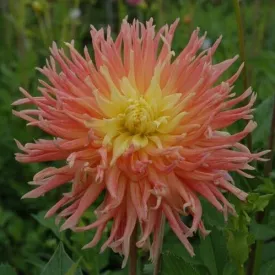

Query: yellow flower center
[
  {"left": 124, "top": 98, "right": 153, "bottom": 134},
  {"left": 85, "top": 65, "right": 192, "bottom": 164}
]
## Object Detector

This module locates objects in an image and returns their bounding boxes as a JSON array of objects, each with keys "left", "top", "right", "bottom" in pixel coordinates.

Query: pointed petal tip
[
  {"left": 59, "top": 225, "right": 67, "bottom": 232},
  {"left": 19, "top": 87, "right": 27, "bottom": 94},
  {"left": 50, "top": 41, "right": 58, "bottom": 51},
  {"left": 21, "top": 194, "right": 27, "bottom": 200},
  {"left": 121, "top": 256, "right": 128, "bottom": 269},
  {"left": 201, "top": 230, "right": 211, "bottom": 239},
  {"left": 14, "top": 138, "right": 22, "bottom": 146},
  {"left": 44, "top": 212, "right": 51, "bottom": 219},
  {"left": 60, "top": 219, "right": 76, "bottom": 231},
  {"left": 21, "top": 192, "right": 35, "bottom": 199},
  {"left": 11, "top": 100, "right": 19, "bottom": 106},
  {"left": 82, "top": 243, "right": 91, "bottom": 250},
  {"left": 64, "top": 41, "right": 73, "bottom": 48}
]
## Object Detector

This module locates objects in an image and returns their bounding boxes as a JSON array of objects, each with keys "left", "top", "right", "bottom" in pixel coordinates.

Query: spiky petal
[{"left": 13, "top": 18, "right": 268, "bottom": 266}]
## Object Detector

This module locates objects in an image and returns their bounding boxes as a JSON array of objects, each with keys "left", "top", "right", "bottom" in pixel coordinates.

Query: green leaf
[
  {"left": 250, "top": 222, "right": 275, "bottom": 241},
  {"left": 143, "top": 263, "right": 153, "bottom": 275},
  {"left": 162, "top": 228, "right": 202, "bottom": 266},
  {"left": 226, "top": 231, "right": 249, "bottom": 268},
  {"left": 161, "top": 252, "right": 203, "bottom": 275},
  {"left": 0, "top": 207, "right": 13, "bottom": 227},
  {"left": 255, "top": 178, "right": 275, "bottom": 195},
  {"left": 201, "top": 199, "right": 225, "bottom": 229},
  {"left": 65, "top": 258, "right": 82, "bottom": 275},
  {"left": 253, "top": 96, "right": 273, "bottom": 147},
  {"left": 262, "top": 243, "right": 275, "bottom": 263},
  {"left": 69, "top": 222, "right": 109, "bottom": 274},
  {"left": 209, "top": 228, "right": 229, "bottom": 274},
  {"left": 32, "top": 211, "right": 61, "bottom": 238},
  {"left": 0, "top": 264, "right": 17, "bottom": 275},
  {"left": 260, "top": 259, "right": 275, "bottom": 275},
  {"left": 41, "top": 243, "right": 83, "bottom": 275},
  {"left": 199, "top": 236, "right": 218, "bottom": 275},
  {"left": 222, "top": 262, "right": 237, "bottom": 275},
  {"left": 25, "top": 253, "right": 46, "bottom": 269},
  {"left": 246, "top": 193, "right": 273, "bottom": 213}
]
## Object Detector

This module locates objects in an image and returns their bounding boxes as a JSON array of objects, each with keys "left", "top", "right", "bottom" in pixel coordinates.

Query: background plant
[{"left": 0, "top": 0, "right": 275, "bottom": 274}]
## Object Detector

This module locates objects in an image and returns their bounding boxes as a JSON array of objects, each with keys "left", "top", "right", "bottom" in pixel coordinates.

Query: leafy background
[{"left": 0, "top": 0, "right": 275, "bottom": 274}]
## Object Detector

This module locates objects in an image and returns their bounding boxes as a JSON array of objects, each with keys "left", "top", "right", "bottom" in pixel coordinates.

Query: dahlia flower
[{"left": 13, "top": 18, "right": 267, "bottom": 266}]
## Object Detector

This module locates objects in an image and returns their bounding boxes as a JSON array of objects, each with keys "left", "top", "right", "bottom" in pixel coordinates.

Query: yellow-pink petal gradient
[{"left": 13, "top": 18, "right": 268, "bottom": 267}]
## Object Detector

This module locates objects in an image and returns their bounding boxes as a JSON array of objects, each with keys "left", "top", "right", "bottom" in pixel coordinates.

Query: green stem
[
  {"left": 251, "top": 204, "right": 271, "bottom": 275},
  {"left": 232, "top": 0, "right": 252, "bottom": 151},
  {"left": 153, "top": 214, "right": 165, "bottom": 275},
  {"left": 252, "top": 240, "right": 264, "bottom": 275},
  {"left": 238, "top": 265, "right": 245, "bottom": 275}
]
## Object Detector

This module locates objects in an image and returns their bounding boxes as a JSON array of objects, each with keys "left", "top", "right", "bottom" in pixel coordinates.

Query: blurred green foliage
[{"left": 1, "top": 0, "right": 275, "bottom": 274}]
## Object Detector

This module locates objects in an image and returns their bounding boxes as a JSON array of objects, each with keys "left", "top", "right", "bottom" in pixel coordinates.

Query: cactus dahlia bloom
[{"left": 13, "top": 19, "right": 267, "bottom": 266}]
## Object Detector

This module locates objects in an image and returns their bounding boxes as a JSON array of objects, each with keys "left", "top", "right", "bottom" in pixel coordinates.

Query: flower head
[{"left": 13, "top": 18, "right": 267, "bottom": 266}]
